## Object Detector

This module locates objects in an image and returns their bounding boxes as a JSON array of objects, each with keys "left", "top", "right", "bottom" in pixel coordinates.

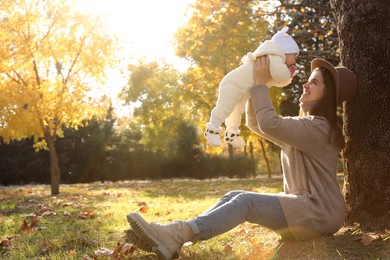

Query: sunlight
[
  {"left": 75, "top": 0, "right": 193, "bottom": 67},
  {"left": 75, "top": 0, "right": 194, "bottom": 116}
]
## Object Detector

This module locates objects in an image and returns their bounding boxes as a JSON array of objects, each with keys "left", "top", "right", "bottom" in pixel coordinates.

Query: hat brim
[{"left": 311, "top": 58, "right": 339, "bottom": 104}]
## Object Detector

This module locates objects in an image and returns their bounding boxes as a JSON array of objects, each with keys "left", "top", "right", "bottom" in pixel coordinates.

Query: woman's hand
[{"left": 253, "top": 56, "right": 271, "bottom": 85}]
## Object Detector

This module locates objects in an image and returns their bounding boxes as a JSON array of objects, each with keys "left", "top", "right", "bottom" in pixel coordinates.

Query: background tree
[
  {"left": 60, "top": 108, "right": 116, "bottom": 183},
  {"left": 330, "top": 0, "right": 390, "bottom": 230},
  {"left": 260, "top": 0, "right": 339, "bottom": 116},
  {"left": 0, "top": 0, "right": 117, "bottom": 194},
  {"left": 119, "top": 60, "right": 192, "bottom": 154},
  {"left": 174, "top": 0, "right": 270, "bottom": 154}
]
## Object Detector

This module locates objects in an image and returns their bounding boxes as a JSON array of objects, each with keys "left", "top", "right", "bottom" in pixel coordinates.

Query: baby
[{"left": 204, "top": 28, "right": 299, "bottom": 148}]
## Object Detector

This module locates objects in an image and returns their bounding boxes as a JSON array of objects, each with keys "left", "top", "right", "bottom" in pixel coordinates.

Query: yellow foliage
[{"left": 0, "top": 0, "right": 117, "bottom": 149}]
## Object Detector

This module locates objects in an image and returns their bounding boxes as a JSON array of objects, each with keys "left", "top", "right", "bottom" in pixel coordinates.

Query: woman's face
[{"left": 299, "top": 69, "right": 326, "bottom": 103}]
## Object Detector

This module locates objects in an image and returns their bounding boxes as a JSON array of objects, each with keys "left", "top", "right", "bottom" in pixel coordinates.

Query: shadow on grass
[{"left": 273, "top": 227, "right": 390, "bottom": 260}]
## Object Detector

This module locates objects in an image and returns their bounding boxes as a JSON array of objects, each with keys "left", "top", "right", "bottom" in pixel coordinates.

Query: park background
[
  {"left": 0, "top": 0, "right": 389, "bottom": 258},
  {"left": 0, "top": 0, "right": 341, "bottom": 186}
]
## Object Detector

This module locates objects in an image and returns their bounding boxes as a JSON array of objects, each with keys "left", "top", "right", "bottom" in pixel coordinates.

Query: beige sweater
[{"left": 247, "top": 85, "right": 346, "bottom": 240}]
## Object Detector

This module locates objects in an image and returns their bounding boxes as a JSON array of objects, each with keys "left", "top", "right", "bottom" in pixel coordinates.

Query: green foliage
[
  {"left": 175, "top": 0, "right": 268, "bottom": 69},
  {"left": 263, "top": 0, "right": 339, "bottom": 115},
  {"left": 119, "top": 59, "right": 194, "bottom": 154},
  {"left": 174, "top": 0, "right": 270, "bottom": 144},
  {"left": 1, "top": 117, "right": 256, "bottom": 183}
]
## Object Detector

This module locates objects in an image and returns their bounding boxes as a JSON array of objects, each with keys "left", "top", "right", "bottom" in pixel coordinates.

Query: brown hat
[{"left": 311, "top": 58, "right": 357, "bottom": 105}]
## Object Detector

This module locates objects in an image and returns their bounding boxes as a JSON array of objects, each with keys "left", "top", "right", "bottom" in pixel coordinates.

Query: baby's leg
[
  {"left": 223, "top": 95, "right": 247, "bottom": 148},
  {"left": 209, "top": 81, "right": 243, "bottom": 129},
  {"left": 224, "top": 93, "right": 248, "bottom": 132},
  {"left": 205, "top": 82, "right": 243, "bottom": 147}
]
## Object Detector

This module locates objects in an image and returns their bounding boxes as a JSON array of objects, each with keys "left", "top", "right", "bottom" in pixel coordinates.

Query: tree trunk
[
  {"left": 259, "top": 138, "right": 272, "bottom": 178},
  {"left": 249, "top": 141, "right": 256, "bottom": 176},
  {"left": 330, "top": 0, "right": 390, "bottom": 230},
  {"left": 228, "top": 143, "right": 233, "bottom": 160},
  {"left": 46, "top": 134, "right": 61, "bottom": 195}
]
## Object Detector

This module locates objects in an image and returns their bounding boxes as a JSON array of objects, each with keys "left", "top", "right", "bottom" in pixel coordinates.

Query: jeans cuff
[{"left": 186, "top": 219, "right": 202, "bottom": 241}]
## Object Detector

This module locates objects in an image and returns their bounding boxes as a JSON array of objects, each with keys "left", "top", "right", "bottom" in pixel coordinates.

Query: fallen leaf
[
  {"left": 137, "top": 201, "right": 147, "bottom": 207},
  {"left": 69, "top": 248, "right": 76, "bottom": 256},
  {"left": 360, "top": 233, "right": 381, "bottom": 246},
  {"left": 40, "top": 240, "right": 52, "bottom": 253},
  {"left": 19, "top": 217, "right": 40, "bottom": 232},
  {"left": 6, "top": 234, "right": 20, "bottom": 240},
  {"left": 1, "top": 239, "right": 11, "bottom": 248},
  {"left": 234, "top": 228, "right": 248, "bottom": 236},
  {"left": 139, "top": 205, "right": 149, "bottom": 213},
  {"left": 113, "top": 242, "right": 137, "bottom": 257},
  {"left": 77, "top": 209, "right": 95, "bottom": 219},
  {"left": 224, "top": 244, "right": 233, "bottom": 253},
  {"left": 41, "top": 210, "right": 56, "bottom": 217},
  {"left": 62, "top": 202, "right": 74, "bottom": 207},
  {"left": 94, "top": 248, "right": 114, "bottom": 257}
]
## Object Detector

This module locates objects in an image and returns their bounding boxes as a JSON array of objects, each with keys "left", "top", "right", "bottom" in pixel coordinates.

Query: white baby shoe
[
  {"left": 225, "top": 130, "right": 245, "bottom": 148},
  {"left": 204, "top": 123, "right": 222, "bottom": 147}
]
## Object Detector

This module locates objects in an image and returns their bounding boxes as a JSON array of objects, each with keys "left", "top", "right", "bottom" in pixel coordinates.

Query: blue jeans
[{"left": 187, "top": 190, "right": 289, "bottom": 240}]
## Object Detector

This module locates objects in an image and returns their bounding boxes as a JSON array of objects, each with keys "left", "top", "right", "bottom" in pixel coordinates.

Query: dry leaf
[
  {"left": 139, "top": 205, "right": 149, "bottom": 213},
  {"left": 62, "top": 202, "right": 74, "bottom": 207},
  {"left": 113, "top": 242, "right": 137, "bottom": 257},
  {"left": 1, "top": 239, "right": 11, "bottom": 248},
  {"left": 19, "top": 217, "right": 40, "bottom": 232},
  {"left": 69, "top": 249, "right": 76, "bottom": 256},
  {"left": 41, "top": 210, "right": 56, "bottom": 217},
  {"left": 94, "top": 247, "right": 114, "bottom": 256},
  {"left": 77, "top": 209, "right": 95, "bottom": 219},
  {"left": 360, "top": 233, "right": 380, "bottom": 246},
  {"left": 224, "top": 244, "right": 233, "bottom": 253},
  {"left": 40, "top": 240, "right": 52, "bottom": 253},
  {"left": 137, "top": 201, "right": 147, "bottom": 207}
]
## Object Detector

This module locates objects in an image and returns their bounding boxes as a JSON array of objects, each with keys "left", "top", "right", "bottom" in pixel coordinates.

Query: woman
[{"left": 126, "top": 57, "right": 357, "bottom": 260}]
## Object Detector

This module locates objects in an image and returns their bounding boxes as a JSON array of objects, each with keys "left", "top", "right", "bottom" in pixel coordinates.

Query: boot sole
[
  {"left": 127, "top": 213, "right": 172, "bottom": 260},
  {"left": 125, "top": 228, "right": 156, "bottom": 253}
]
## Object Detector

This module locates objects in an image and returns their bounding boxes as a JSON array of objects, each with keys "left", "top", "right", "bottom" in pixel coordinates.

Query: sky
[
  {"left": 76, "top": 0, "right": 194, "bottom": 69},
  {"left": 75, "top": 0, "right": 195, "bottom": 112}
]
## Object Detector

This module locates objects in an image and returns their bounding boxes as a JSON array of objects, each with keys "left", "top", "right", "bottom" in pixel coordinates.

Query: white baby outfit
[{"left": 205, "top": 28, "right": 300, "bottom": 148}]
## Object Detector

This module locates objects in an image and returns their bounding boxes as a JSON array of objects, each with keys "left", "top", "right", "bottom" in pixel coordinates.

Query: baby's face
[{"left": 285, "top": 53, "right": 298, "bottom": 77}]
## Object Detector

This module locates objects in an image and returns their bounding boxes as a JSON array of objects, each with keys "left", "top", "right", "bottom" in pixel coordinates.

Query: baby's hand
[
  {"left": 288, "top": 64, "right": 297, "bottom": 78},
  {"left": 253, "top": 56, "right": 271, "bottom": 85}
]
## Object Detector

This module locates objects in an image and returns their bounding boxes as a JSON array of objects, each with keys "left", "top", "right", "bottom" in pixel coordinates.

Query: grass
[
  {"left": 0, "top": 178, "right": 283, "bottom": 259},
  {"left": 1, "top": 176, "right": 389, "bottom": 259}
]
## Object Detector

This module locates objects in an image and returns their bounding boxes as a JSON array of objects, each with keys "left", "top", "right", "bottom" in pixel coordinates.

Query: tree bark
[
  {"left": 330, "top": 0, "right": 390, "bottom": 230},
  {"left": 258, "top": 138, "right": 272, "bottom": 178},
  {"left": 45, "top": 134, "right": 61, "bottom": 195}
]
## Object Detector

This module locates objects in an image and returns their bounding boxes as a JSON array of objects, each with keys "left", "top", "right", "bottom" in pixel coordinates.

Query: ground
[
  {"left": 273, "top": 227, "right": 390, "bottom": 260},
  {"left": 1, "top": 180, "right": 389, "bottom": 259}
]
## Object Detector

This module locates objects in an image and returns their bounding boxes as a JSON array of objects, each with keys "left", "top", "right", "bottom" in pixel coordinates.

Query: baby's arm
[{"left": 267, "top": 55, "right": 291, "bottom": 88}]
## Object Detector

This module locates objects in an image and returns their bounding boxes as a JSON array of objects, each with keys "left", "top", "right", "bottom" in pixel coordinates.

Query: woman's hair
[{"left": 310, "top": 67, "right": 345, "bottom": 149}]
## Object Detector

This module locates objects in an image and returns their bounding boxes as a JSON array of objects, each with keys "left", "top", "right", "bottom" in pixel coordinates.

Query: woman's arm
[
  {"left": 249, "top": 57, "right": 327, "bottom": 151},
  {"left": 245, "top": 99, "right": 283, "bottom": 147}
]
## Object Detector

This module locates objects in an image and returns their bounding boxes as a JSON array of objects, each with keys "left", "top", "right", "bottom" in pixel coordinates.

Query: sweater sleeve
[
  {"left": 249, "top": 85, "right": 328, "bottom": 152},
  {"left": 245, "top": 99, "right": 283, "bottom": 147}
]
